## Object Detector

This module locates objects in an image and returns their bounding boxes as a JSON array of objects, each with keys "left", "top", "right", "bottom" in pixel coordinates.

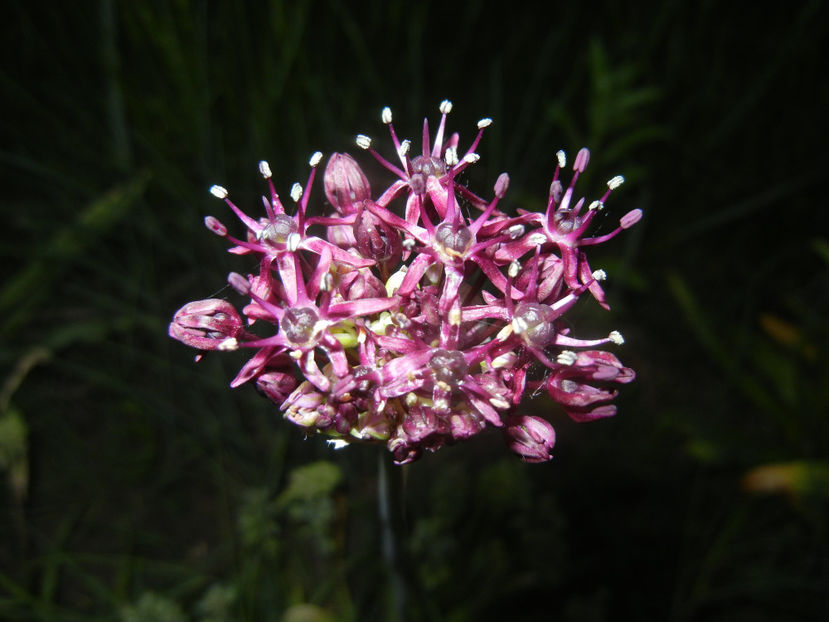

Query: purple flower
[{"left": 169, "top": 101, "right": 641, "bottom": 464}]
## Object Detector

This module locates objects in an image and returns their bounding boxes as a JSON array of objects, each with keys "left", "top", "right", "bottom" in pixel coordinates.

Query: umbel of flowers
[{"left": 169, "top": 101, "right": 640, "bottom": 464}]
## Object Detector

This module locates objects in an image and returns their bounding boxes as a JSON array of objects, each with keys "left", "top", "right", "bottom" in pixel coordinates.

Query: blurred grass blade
[{"left": 0, "top": 172, "right": 150, "bottom": 337}]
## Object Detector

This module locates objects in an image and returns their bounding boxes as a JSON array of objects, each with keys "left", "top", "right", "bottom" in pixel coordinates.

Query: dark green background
[{"left": 2, "top": 2, "right": 827, "bottom": 620}]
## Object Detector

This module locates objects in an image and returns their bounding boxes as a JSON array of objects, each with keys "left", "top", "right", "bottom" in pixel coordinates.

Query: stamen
[
  {"left": 227, "top": 272, "right": 250, "bottom": 295},
  {"left": 507, "top": 224, "right": 525, "bottom": 239},
  {"left": 209, "top": 185, "right": 228, "bottom": 199},
  {"left": 290, "top": 183, "right": 303, "bottom": 202},
  {"left": 607, "top": 175, "right": 625, "bottom": 190},
  {"left": 556, "top": 150, "right": 566, "bottom": 169},
  {"left": 477, "top": 117, "right": 493, "bottom": 129},
  {"left": 508, "top": 261, "right": 520, "bottom": 278},
  {"left": 309, "top": 151, "right": 323, "bottom": 167},
  {"left": 588, "top": 200, "right": 603, "bottom": 211},
  {"left": 381, "top": 107, "right": 393, "bottom": 124},
  {"left": 258, "top": 161, "right": 272, "bottom": 179},
  {"left": 445, "top": 146, "right": 459, "bottom": 167},
  {"left": 573, "top": 147, "right": 590, "bottom": 173},
  {"left": 556, "top": 350, "right": 577, "bottom": 365},
  {"left": 204, "top": 216, "right": 227, "bottom": 236},
  {"left": 286, "top": 232, "right": 301, "bottom": 252},
  {"left": 439, "top": 99, "right": 453, "bottom": 114},
  {"left": 592, "top": 269, "right": 607, "bottom": 281},
  {"left": 620, "top": 209, "right": 643, "bottom": 229},
  {"left": 609, "top": 330, "right": 625, "bottom": 345},
  {"left": 355, "top": 134, "right": 372, "bottom": 150},
  {"left": 397, "top": 139, "right": 411, "bottom": 158},
  {"left": 463, "top": 153, "right": 480, "bottom": 164},
  {"left": 494, "top": 172, "right": 510, "bottom": 198},
  {"left": 218, "top": 337, "right": 238, "bottom": 351}
]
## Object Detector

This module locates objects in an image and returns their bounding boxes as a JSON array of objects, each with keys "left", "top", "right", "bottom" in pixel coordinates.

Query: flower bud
[
  {"left": 324, "top": 153, "right": 371, "bottom": 213},
  {"left": 353, "top": 207, "right": 402, "bottom": 268},
  {"left": 168, "top": 299, "right": 243, "bottom": 350},
  {"left": 503, "top": 415, "right": 555, "bottom": 463},
  {"left": 256, "top": 371, "right": 298, "bottom": 405}
]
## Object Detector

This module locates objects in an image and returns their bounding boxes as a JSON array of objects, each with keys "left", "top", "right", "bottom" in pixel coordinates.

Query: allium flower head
[{"left": 169, "top": 101, "right": 639, "bottom": 464}]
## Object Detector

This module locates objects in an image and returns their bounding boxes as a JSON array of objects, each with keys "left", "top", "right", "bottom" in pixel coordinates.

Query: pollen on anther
[
  {"left": 381, "top": 107, "right": 393, "bottom": 124},
  {"left": 290, "top": 183, "right": 303, "bottom": 202},
  {"left": 508, "top": 261, "right": 520, "bottom": 278},
  {"left": 556, "top": 350, "right": 577, "bottom": 365},
  {"left": 397, "top": 140, "right": 411, "bottom": 158},
  {"left": 209, "top": 185, "right": 228, "bottom": 199},
  {"left": 592, "top": 269, "right": 607, "bottom": 281},
  {"left": 218, "top": 337, "right": 239, "bottom": 351},
  {"left": 355, "top": 134, "right": 372, "bottom": 150},
  {"left": 286, "top": 232, "right": 301, "bottom": 252},
  {"left": 556, "top": 150, "right": 566, "bottom": 169},
  {"left": 309, "top": 151, "right": 323, "bottom": 167},
  {"left": 477, "top": 118, "right": 493, "bottom": 129},
  {"left": 258, "top": 161, "right": 272, "bottom": 179},
  {"left": 607, "top": 175, "right": 625, "bottom": 190},
  {"left": 463, "top": 153, "right": 480, "bottom": 164},
  {"left": 445, "top": 146, "right": 459, "bottom": 167},
  {"left": 589, "top": 200, "right": 603, "bottom": 211},
  {"left": 507, "top": 224, "right": 525, "bottom": 239},
  {"left": 439, "top": 99, "right": 453, "bottom": 114},
  {"left": 609, "top": 330, "right": 625, "bottom": 345}
]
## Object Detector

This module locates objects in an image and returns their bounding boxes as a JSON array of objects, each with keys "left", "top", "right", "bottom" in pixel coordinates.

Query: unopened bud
[
  {"left": 227, "top": 272, "right": 250, "bottom": 295},
  {"left": 323, "top": 153, "right": 372, "bottom": 212},
  {"left": 204, "top": 216, "right": 227, "bottom": 236},
  {"left": 574, "top": 147, "right": 590, "bottom": 173},
  {"left": 620, "top": 209, "right": 642, "bottom": 229},
  {"left": 494, "top": 172, "right": 510, "bottom": 198}
]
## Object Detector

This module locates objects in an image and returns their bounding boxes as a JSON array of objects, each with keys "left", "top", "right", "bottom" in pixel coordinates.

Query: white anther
[
  {"left": 218, "top": 337, "right": 238, "bottom": 351},
  {"left": 258, "top": 161, "right": 272, "bottom": 179},
  {"left": 512, "top": 316, "right": 529, "bottom": 335},
  {"left": 463, "top": 153, "right": 480, "bottom": 164},
  {"left": 489, "top": 396, "right": 510, "bottom": 410},
  {"left": 290, "top": 183, "right": 303, "bottom": 202},
  {"left": 381, "top": 106, "right": 393, "bottom": 124},
  {"left": 592, "top": 269, "right": 607, "bottom": 281},
  {"left": 434, "top": 397, "right": 449, "bottom": 411},
  {"left": 445, "top": 146, "right": 459, "bottom": 167},
  {"left": 508, "top": 261, "right": 520, "bottom": 278},
  {"left": 439, "top": 99, "right": 453, "bottom": 114},
  {"left": 607, "top": 175, "right": 625, "bottom": 190},
  {"left": 209, "top": 185, "right": 228, "bottom": 199},
  {"left": 286, "top": 232, "right": 301, "bottom": 252},
  {"left": 320, "top": 272, "right": 335, "bottom": 292},
  {"left": 556, "top": 150, "right": 566, "bottom": 169},
  {"left": 448, "top": 307, "right": 462, "bottom": 326},
  {"left": 609, "top": 330, "right": 625, "bottom": 345},
  {"left": 327, "top": 439, "right": 349, "bottom": 450},
  {"left": 309, "top": 151, "right": 323, "bottom": 167},
  {"left": 589, "top": 200, "right": 603, "bottom": 211},
  {"left": 507, "top": 224, "right": 525, "bottom": 239},
  {"left": 289, "top": 350, "right": 302, "bottom": 359},
  {"left": 491, "top": 351, "right": 516, "bottom": 369},
  {"left": 405, "top": 393, "right": 418, "bottom": 406},
  {"left": 495, "top": 325, "right": 514, "bottom": 341},
  {"left": 355, "top": 134, "right": 372, "bottom": 150},
  {"left": 528, "top": 232, "right": 548, "bottom": 246},
  {"left": 556, "top": 350, "right": 577, "bottom": 365},
  {"left": 402, "top": 238, "right": 416, "bottom": 250},
  {"left": 477, "top": 117, "right": 492, "bottom": 129},
  {"left": 397, "top": 139, "right": 411, "bottom": 158}
]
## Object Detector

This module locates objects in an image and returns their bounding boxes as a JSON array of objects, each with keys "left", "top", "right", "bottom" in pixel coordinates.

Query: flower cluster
[{"left": 169, "top": 101, "right": 640, "bottom": 464}]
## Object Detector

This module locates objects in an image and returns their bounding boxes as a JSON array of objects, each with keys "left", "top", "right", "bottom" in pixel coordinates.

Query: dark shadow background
[{"left": 1, "top": 1, "right": 827, "bottom": 621}]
